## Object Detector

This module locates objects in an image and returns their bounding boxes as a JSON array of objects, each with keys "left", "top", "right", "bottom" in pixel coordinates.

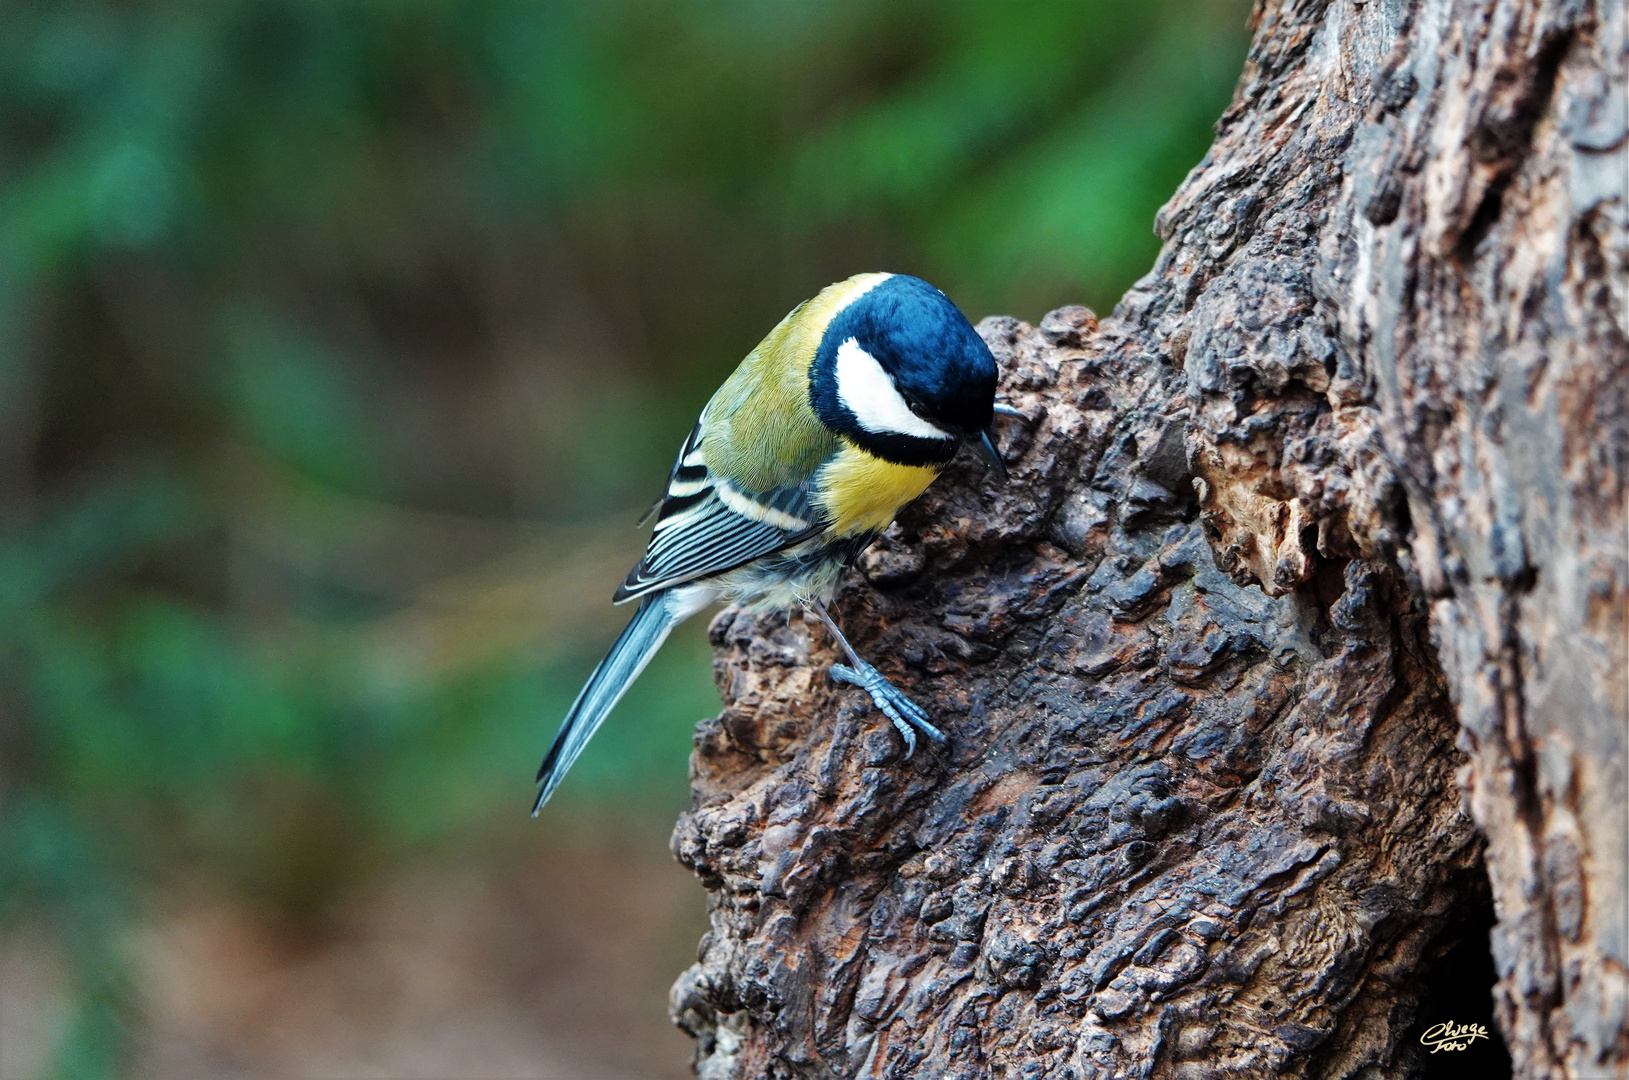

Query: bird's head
[{"left": 809, "top": 274, "right": 1002, "bottom": 471}]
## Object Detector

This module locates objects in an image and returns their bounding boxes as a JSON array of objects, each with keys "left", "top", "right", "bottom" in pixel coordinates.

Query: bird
[{"left": 532, "top": 271, "right": 1010, "bottom": 815}]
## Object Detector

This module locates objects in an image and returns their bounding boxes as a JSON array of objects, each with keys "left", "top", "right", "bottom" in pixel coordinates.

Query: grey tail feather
[{"left": 532, "top": 594, "right": 676, "bottom": 815}]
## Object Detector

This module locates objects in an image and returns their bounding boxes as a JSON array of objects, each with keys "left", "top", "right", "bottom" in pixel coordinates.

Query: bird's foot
[{"left": 830, "top": 661, "right": 947, "bottom": 757}]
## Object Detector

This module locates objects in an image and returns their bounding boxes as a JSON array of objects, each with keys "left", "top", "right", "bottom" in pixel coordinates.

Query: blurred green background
[{"left": 0, "top": 2, "right": 1249, "bottom": 1077}]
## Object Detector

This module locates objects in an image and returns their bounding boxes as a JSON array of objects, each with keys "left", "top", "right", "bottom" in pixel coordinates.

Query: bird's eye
[{"left": 900, "top": 394, "right": 933, "bottom": 421}]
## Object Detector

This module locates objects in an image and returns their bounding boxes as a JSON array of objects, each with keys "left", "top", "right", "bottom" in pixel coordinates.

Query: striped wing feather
[{"left": 613, "top": 423, "right": 824, "bottom": 602}]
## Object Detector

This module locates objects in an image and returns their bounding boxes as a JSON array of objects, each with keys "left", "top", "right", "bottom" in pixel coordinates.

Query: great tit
[{"left": 532, "top": 272, "right": 1008, "bottom": 815}]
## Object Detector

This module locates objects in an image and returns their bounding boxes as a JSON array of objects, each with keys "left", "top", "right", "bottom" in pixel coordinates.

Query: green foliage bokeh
[{"left": 0, "top": 1, "right": 1249, "bottom": 1074}]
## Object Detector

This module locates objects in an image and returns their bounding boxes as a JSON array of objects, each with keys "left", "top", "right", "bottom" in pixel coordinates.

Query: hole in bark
[
  {"left": 1456, "top": 29, "right": 1573, "bottom": 265},
  {"left": 1510, "top": 563, "right": 1537, "bottom": 594},
  {"left": 1309, "top": 555, "right": 1348, "bottom": 611},
  {"left": 1391, "top": 487, "right": 1413, "bottom": 546},
  {"left": 1457, "top": 181, "right": 1509, "bottom": 264},
  {"left": 1410, "top": 879, "right": 1512, "bottom": 1078}
]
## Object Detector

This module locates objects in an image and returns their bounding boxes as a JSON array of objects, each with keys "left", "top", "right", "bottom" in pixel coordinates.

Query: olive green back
[{"left": 698, "top": 273, "right": 890, "bottom": 493}]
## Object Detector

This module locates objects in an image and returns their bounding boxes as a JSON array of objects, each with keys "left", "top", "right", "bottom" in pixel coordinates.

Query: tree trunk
[{"left": 667, "top": 1, "right": 1628, "bottom": 1077}]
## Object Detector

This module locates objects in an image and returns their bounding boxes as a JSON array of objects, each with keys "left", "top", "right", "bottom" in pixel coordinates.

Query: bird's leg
[{"left": 807, "top": 600, "right": 947, "bottom": 756}]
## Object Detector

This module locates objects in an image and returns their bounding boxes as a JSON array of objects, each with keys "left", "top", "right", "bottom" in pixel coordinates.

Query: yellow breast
[{"left": 815, "top": 443, "right": 941, "bottom": 537}]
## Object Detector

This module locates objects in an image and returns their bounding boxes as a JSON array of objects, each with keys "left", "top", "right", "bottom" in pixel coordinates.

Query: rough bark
[{"left": 667, "top": 2, "right": 1628, "bottom": 1078}]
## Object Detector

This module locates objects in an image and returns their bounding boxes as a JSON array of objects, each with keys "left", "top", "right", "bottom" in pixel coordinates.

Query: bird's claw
[{"left": 830, "top": 661, "right": 947, "bottom": 757}]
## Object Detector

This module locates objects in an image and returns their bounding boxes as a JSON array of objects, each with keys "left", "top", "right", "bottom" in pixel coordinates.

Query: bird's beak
[{"left": 977, "top": 428, "right": 1009, "bottom": 482}]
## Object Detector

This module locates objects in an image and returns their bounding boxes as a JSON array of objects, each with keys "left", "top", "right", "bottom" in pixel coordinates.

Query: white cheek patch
[{"left": 833, "top": 337, "right": 954, "bottom": 441}]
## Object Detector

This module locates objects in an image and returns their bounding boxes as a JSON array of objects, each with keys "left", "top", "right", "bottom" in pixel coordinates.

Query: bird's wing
[{"left": 613, "top": 423, "right": 825, "bottom": 603}]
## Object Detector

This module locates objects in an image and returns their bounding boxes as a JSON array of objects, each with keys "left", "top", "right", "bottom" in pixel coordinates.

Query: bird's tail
[{"left": 532, "top": 593, "right": 679, "bottom": 815}]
